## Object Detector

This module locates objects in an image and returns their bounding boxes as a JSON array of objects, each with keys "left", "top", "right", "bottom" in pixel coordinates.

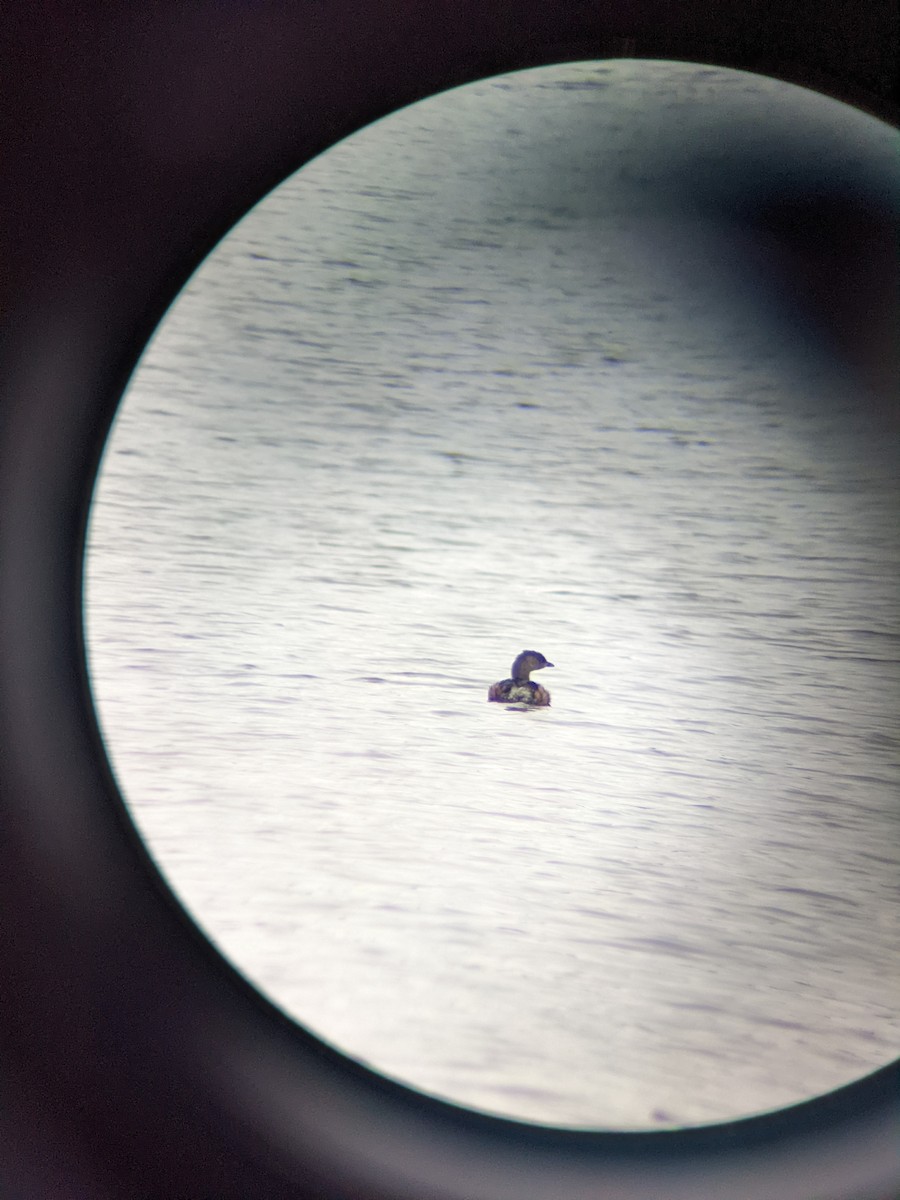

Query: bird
[{"left": 488, "top": 650, "right": 554, "bottom": 707}]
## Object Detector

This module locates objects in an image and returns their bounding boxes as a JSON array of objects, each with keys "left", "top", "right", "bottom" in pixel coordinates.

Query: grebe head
[{"left": 511, "top": 650, "right": 554, "bottom": 682}]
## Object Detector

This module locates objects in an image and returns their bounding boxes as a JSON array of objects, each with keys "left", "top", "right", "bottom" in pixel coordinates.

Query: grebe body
[{"left": 488, "top": 650, "right": 554, "bottom": 707}]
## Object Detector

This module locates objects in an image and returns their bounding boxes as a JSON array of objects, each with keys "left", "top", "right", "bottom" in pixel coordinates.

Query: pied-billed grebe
[{"left": 488, "top": 650, "right": 554, "bottom": 707}]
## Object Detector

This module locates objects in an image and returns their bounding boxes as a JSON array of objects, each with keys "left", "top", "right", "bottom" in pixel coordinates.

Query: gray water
[{"left": 86, "top": 61, "right": 900, "bottom": 1129}]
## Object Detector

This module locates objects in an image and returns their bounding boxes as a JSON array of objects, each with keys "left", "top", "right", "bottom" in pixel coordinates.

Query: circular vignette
[
  {"left": 1, "top": 4, "right": 898, "bottom": 1200},
  {"left": 88, "top": 58, "right": 900, "bottom": 1132}
]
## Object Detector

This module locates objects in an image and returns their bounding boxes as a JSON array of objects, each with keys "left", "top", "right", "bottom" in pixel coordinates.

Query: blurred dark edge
[{"left": 0, "top": 2, "right": 897, "bottom": 1198}]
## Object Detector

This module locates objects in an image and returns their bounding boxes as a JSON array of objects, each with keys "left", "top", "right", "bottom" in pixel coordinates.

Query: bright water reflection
[{"left": 86, "top": 61, "right": 900, "bottom": 1128}]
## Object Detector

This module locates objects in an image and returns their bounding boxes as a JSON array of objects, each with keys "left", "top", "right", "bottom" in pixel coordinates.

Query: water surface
[{"left": 86, "top": 60, "right": 900, "bottom": 1128}]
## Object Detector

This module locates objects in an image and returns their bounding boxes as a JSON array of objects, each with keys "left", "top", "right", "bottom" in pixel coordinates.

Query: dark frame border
[{"left": 2, "top": 3, "right": 898, "bottom": 1197}]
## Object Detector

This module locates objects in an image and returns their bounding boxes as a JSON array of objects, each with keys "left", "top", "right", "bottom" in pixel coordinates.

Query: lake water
[{"left": 85, "top": 60, "right": 900, "bottom": 1129}]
